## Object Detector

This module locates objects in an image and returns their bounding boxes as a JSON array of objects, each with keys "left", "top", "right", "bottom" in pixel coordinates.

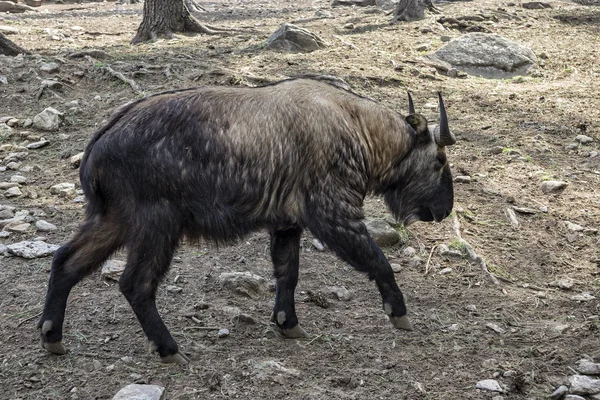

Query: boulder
[
  {"left": 265, "top": 23, "right": 326, "bottom": 53},
  {"left": 364, "top": 219, "right": 400, "bottom": 247},
  {"left": 425, "top": 33, "right": 537, "bottom": 78},
  {"left": 6, "top": 241, "right": 60, "bottom": 258},
  {"left": 218, "top": 271, "right": 267, "bottom": 299}
]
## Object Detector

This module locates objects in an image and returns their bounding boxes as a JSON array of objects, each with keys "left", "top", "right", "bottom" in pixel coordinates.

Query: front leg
[
  {"left": 270, "top": 225, "right": 308, "bottom": 338},
  {"left": 308, "top": 217, "right": 414, "bottom": 331}
]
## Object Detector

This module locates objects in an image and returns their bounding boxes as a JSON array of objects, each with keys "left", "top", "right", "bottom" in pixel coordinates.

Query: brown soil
[{"left": 1, "top": 0, "right": 599, "bottom": 399}]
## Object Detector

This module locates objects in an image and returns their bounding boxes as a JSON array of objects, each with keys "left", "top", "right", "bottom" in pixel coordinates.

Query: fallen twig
[
  {"left": 452, "top": 214, "right": 500, "bottom": 285},
  {"left": 423, "top": 244, "right": 438, "bottom": 276},
  {"left": 16, "top": 311, "right": 43, "bottom": 327},
  {"left": 504, "top": 207, "right": 520, "bottom": 230}
]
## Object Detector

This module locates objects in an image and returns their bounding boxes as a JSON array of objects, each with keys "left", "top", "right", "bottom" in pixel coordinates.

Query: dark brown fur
[{"left": 39, "top": 78, "right": 455, "bottom": 362}]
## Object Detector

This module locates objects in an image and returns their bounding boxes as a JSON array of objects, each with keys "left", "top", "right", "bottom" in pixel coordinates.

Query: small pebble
[{"left": 218, "top": 328, "right": 230, "bottom": 338}]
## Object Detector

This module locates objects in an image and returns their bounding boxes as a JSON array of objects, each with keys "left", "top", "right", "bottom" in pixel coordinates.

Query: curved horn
[
  {"left": 436, "top": 92, "right": 456, "bottom": 146},
  {"left": 407, "top": 91, "right": 415, "bottom": 115}
]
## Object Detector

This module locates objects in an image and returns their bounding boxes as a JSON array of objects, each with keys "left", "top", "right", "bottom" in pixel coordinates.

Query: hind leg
[
  {"left": 119, "top": 223, "right": 186, "bottom": 364},
  {"left": 269, "top": 226, "right": 308, "bottom": 338},
  {"left": 39, "top": 215, "right": 124, "bottom": 354}
]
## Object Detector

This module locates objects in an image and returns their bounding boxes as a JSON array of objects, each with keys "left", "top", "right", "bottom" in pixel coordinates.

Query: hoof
[
  {"left": 161, "top": 352, "right": 189, "bottom": 365},
  {"left": 276, "top": 324, "right": 309, "bottom": 339},
  {"left": 42, "top": 341, "right": 67, "bottom": 355},
  {"left": 389, "top": 315, "right": 414, "bottom": 331}
]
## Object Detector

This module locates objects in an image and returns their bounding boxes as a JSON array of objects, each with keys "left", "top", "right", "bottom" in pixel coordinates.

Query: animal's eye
[{"left": 436, "top": 153, "right": 447, "bottom": 167}]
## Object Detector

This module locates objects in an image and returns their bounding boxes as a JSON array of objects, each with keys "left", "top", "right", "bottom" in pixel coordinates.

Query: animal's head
[{"left": 383, "top": 92, "right": 456, "bottom": 226}]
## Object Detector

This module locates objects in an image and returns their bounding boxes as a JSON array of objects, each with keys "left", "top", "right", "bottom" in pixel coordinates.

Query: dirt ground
[{"left": 1, "top": 0, "right": 599, "bottom": 399}]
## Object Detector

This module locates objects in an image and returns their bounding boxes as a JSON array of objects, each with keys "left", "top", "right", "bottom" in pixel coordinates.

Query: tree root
[
  {"left": 452, "top": 214, "right": 500, "bottom": 285},
  {"left": 85, "top": 55, "right": 144, "bottom": 96}
]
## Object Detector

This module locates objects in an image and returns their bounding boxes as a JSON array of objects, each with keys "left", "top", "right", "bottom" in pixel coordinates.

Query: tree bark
[
  {"left": 0, "top": 32, "right": 29, "bottom": 56},
  {"left": 392, "top": 0, "right": 439, "bottom": 23},
  {"left": 131, "top": 0, "right": 220, "bottom": 44}
]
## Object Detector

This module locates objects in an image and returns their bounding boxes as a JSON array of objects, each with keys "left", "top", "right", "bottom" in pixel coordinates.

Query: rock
[
  {"left": 364, "top": 219, "right": 400, "bottom": 247},
  {"left": 408, "top": 255, "right": 422, "bottom": 268},
  {"left": 33, "top": 107, "right": 63, "bottom": 131},
  {"left": 575, "top": 135, "right": 594, "bottom": 144},
  {"left": 0, "top": 231, "right": 10, "bottom": 238},
  {"left": 217, "top": 271, "right": 267, "bottom": 299},
  {"left": 486, "top": 323, "right": 505, "bottom": 334},
  {"left": 35, "top": 220, "right": 57, "bottom": 232},
  {"left": 166, "top": 285, "right": 182, "bottom": 293},
  {"left": 476, "top": 379, "right": 503, "bottom": 392},
  {"left": 5, "top": 186, "right": 22, "bottom": 198},
  {"left": 10, "top": 175, "right": 26, "bottom": 184},
  {"left": 217, "top": 328, "right": 230, "bottom": 338},
  {"left": 70, "top": 152, "right": 85, "bottom": 168},
  {"left": 6, "top": 222, "right": 30, "bottom": 232},
  {"left": 252, "top": 360, "right": 301, "bottom": 381},
  {"left": 571, "top": 293, "right": 596, "bottom": 302},
  {"left": 565, "top": 221, "right": 584, "bottom": 232},
  {"left": 568, "top": 375, "right": 600, "bottom": 395},
  {"left": 6, "top": 118, "right": 18, "bottom": 127},
  {"left": 328, "top": 286, "right": 352, "bottom": 301},
  {"left": 557, "top": 277, "right": 575, "bottom": 290},
  {"left": 265, "top": 23, "right": 326, "bottom": 53},
  {"left": 0, "top": 209, "right": 14, "bottom": 219},
  {"left": 6, "top": 161, "right": 21, "bottom": 170},
  {"left": 590, "top": 151, "right": 599, "bottom": 158},
  {"left": 425, "top": 33, "right": 537, "bottom": 79},
  {"left": 39, "top": 62, "right": 60, "bottom": 73},
  {"left": 439, "top": 244, "right": 463, "bottom": 258},
  {"left": 0, "top": 124, "right": 13, "bottom": 139},
  {"left": 439, "top": 267, "right": 452, "bottom": 275},
  {"left": 22, "top": 118, "right": 33, "bottom": 128},
  {"left": 550, "top": 385, "right": 569, "bottom": 400},
  {"left": 565, "top": 396, "right": 587, "bottom": 400},
  {"left": 343, "top": 23, "right": 354, "bottom": 30},
  {"left": 577, "top": 360, "right": 600, "bottom": 375},
  {"left": 112, "top": 384, "right": 165, "bottom": 400},
  {"left": 541, "top": 180, "right": 567, "bottom": 194},
  {"left": 26, "top": 140, "right": 50, "bottom": 149},
  {"left": 101, "top": 260, "right": 127, "bottom": 281},
  {"left": 231, "top": 313, "right": 257, "bottom": 324},
  {"left": 50, "top": 182, "right": 76, "bottom": 197},
  {"left": 402, "top": 246, "right": 416, "bottom": 257},
  {"left": 522, "top": 1, "right": 552, "bottom": 9},
  {"left": 391, "top": 263, "right": 402, "bottom": 273},
  {"left": 6, "top": 241, "right": 59, "bottom": 258},
  {"left": 566, "top": 143, "right": 578, "bottom": 150},
  {"left": 455, "top": 175, "right": 472, "bottom": 183},
  {"left": 465, "top": 304, "right": 477, "bottom": 312},
  {"left": 332, "top": 0, "right": 376, "bottom": 5},
  {"left": 0, "top": 25, "right": 20, "bottom": 35}
]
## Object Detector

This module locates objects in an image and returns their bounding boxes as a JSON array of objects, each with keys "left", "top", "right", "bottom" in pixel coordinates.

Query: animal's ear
[{"left": 405, "top": 114, "right": 428, "bottom": 136}]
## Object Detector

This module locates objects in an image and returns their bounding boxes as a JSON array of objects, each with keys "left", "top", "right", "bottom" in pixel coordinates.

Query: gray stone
[
  {"left": 5, "top": 186, "right": 22, "bottom": 198},
  {"left": 575, "top": 135, "right": 593, "bottom": 144},
  {"left": 166, "top": 285, "right": 182, "bottom": 293},
  {"left": 425, "top": 33, "right": 537, "bottom": 79},
  {"left": 26, "top": 140, "right": 50, "bottom": 149},
  {"left": 0, "top": 209, "right": 14, "bottom": 219},
  {"left": 0, "top": 231, "right": 9, "bottom": 238},
  {"left": 101, "top": 260, "right": 127, "bottom": 281},
  {"left": 541, "top": 180, "right": 567, "bottom": 194},
  {"left": 217, "top": 328, "right": 230, "bottom": 338},
  {"left": 0, "top": 182, "right": 19, "bottom": 189},
  {"left": 332, "top": 0, "right": 376, "bottom": 5},
  {"left": 39, "top": 62, "right": 60, "bottom": 73},
  {"left": 265, "top": 23, "right": 326, "bottom": 53},
  {"left": 35, "top": 220, "right": 57, "bottom": 232},
  {"left": 408, "top": 255, "right": 423, "bottom": 268},
  {"left": 455, "top": 175, "right": 472, "bottom": 183},
  {"left": 0, "top": 124, "right": 14, "bottom": 139},
  {"left": 217, "top": 271, "right": 267, "bottom": 299},
  {"left": 571, "top": 293, "right": 595, "bottom": 302},
  {"left": 22, "top": 118, "right": 33, "bottom": 128},
  {"left": 402, "top": 246, "right": 416, "bottom": 257},
  {"left": 476, "top": 379, "right": 503, "bottom": 392},
  {"left": 6, "top": 162, "right": 21, "bottom": 170},
  {"left": 565, "top": 396, "right": 586, "bottom": 400},
  {"left": 391, "top": 263, "right": 402, "bottom": 273},
  {"left": 6, "top": 222, "right": 30, "bottom": 233},
  {"left": 364, "top": 219, "right": 400, "bottom": 247},
  {"left": 33, "top": 107, "right": 63, "bottom": 131},
  {"left": 252, "top": 360, "right": 301, "bottom": 381},
  {"left": 577, "top": 359, "right": 600, "bottom": 375},
  {"left": 465, "top": 304, "right": 477, "bottom": 312},
  {"left": 112, "top": 384, "right": 165, "bottom": 400},
  {"left": 50, "top": 182, "right": 76, "bottom": 197},
  {"left": 522, "top": 1, "right": 552, "bottom": 9},
  {"left": 10, "top": 175, "right": 26, "bottom": 184},
  {"left": 565, "top": 221, "right": 584, "bottom": 232},
  {"left": 328, "top": 286, "right": 352, "bottom": 301},
  {"left": 550, "top": 385, "right": 568, "bottom": 400},
  {"left": 569, "top": 374, "right": 600, "bottom": 395},
  {"left": 6, "top": 241, "right": 60, "bottom": 258},
  {"left": 70, "top": 152, "right": 84, "bottom": 168},
  {"left": 6, "top": 118, "right": 18, "bottom": 127}
]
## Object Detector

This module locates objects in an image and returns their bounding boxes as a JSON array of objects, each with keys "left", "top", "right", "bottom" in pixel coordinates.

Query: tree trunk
[
  {"left": 392, "top": 0, "right": 439, "bottom": 23},
  {"left": 0, "top": 32, "right": 28, "bottom": 56},
  {"left": 131, "top": 0, "right": 219, "bottom": 44}
]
